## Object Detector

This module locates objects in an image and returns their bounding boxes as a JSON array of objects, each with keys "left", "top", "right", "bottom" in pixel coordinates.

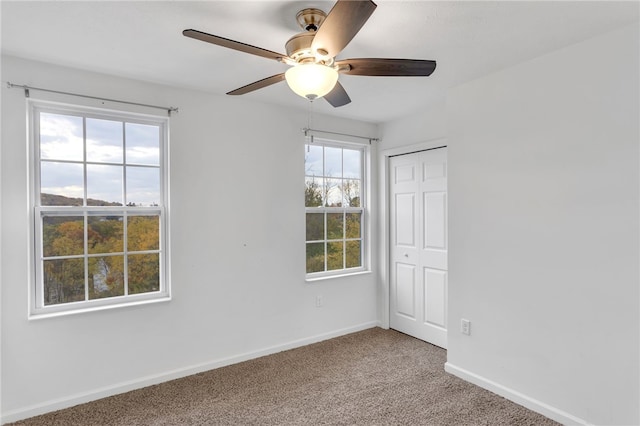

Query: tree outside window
[
  {"left": 31, "top": 102, "right": 169, "bottom": 316},
  {"left": 305, "top": 142, "right": 365, "bottom": 276}
]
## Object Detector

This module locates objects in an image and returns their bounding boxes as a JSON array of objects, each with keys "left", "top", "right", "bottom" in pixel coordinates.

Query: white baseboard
[
  {"left": 1, "top": 321, "right": 379, "bottom": 425},
  {"left": 444, "top": 362, "right": 590, "bottom": 426}
]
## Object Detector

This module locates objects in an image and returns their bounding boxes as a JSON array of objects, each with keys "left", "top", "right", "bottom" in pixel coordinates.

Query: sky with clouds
[
  {"left": 305, "top": 144, "right": 362, "bottom": 207},
  {"left": 39, "top": 112, "right": 161, "bottom": 206}
]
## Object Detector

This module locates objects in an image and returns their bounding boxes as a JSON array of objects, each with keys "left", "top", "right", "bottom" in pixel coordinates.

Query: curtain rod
[
  {"left": 6, "top": 82, "right": 179, "bottom": 116},
  {"left": 302, "top": 127, "right": 379, "bottom": 144}
]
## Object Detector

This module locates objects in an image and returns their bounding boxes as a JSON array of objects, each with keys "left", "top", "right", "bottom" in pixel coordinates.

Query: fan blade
[
  {"left": 183, "top": 29, "right": 287, "bottom": 62},
  {"left": 324, "top": 81, "right": 351, "bottom": 107},
  {"left": 227, "top": 73, "right": 286, "bottom": 95},
  {"left": 336, "top": 58, "right": 436, "bottom": 76},
  {"left": 311, "top": 0, "right": 377, "bottom": 59}
]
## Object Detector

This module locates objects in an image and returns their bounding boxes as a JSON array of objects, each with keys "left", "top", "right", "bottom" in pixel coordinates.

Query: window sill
[
  {"left": 28, "top": 295, "right": 171, "bottom": 321},
  {"left": 305, "top": 270, "right": 372, "bottom": 283}
]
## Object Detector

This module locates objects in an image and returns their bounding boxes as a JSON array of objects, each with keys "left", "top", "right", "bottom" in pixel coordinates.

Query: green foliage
[
  {"left": 327, "top": 213, "right": 343, "bottom": 239},
  {"left": 345, "top": 213, "right": 361, "bottom": 239},
  {"left": 128, "top": 254, "right": 159, "bottom": 294},
  {"left": 42, "top": 208, "right": 160, "bottom": 305},
  {"left": 305, "top": 212, "right": 363, "bottom": 274},
  {"left": 306, "top": 213, "right": 324, "bottom": 241},
  {"left": 346, "top": 241, "right": 361, "bottom": 268},
  {"left": 88, "top": 256, "right": 124, "bottom": 300},
  {"left": 305, "top": 179, "right": 323, "bottom": 207},
  {"left": 343, "top": 180, "right": 361, "bottom": 207},
  {"left": 41, "top": 193, "right": 122, "bottom": 207},
  {"left": 327, "top": 241, "right": 344, "bottom": 270},
  {"left": 306, "top": 243, "right": 324, "bottom": 273},
  {"left": 88, "top": 217, "right": 123, "bottom": 253},
  {"left": 128, "top": 216, "right": 159, "bottom": 251},
  {"left": 44, "top": 258, "right": 84, "bottom": 304}
]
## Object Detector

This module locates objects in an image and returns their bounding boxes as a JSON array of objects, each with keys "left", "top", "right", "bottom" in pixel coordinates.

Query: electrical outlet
[
  {"left": 460, "top": 319, "right": 471, "bottom": 335},
  {"left": 315, "top": 296, "right": 323, "bottom": 308}
]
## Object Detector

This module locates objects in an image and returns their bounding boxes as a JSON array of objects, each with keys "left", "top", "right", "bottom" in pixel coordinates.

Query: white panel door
[{"left": 390, "top": 147, "right": 447, "bottom": 348}]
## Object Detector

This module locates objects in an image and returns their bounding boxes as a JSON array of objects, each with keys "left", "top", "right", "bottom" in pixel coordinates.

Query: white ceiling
[{"left": 1, "top": 1, "right": 638, "bottom": 123}]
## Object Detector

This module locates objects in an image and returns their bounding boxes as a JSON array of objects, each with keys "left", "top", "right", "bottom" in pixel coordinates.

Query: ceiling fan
[{"left": 183, "top": 0, "right": 436, "bottom": 107}]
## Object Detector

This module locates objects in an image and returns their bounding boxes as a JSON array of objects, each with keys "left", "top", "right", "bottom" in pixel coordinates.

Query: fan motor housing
[
  {"left": 286, "top": 8, "right": 328, "bottom": 63},
  {"left": 296, "top": 8, "right": 326, "bottom": 31},
  {"left": 285, "top": 32, "right": 315, "bottom": 62}
]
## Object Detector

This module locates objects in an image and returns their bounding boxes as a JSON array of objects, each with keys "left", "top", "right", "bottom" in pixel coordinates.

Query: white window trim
[
  {"left": 28, "top": 99, "right": 171, "bottom": 319},
  {"left": 305, "top": 137, "right": 370, "bottom": 280}
]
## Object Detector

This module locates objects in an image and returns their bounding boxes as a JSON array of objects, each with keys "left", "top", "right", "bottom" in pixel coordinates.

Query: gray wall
[
  {"left": 0, "top": 55, "right": 379, "bottom": 422},
  {"left": 381, "top": 24, "right": 638, "bottom": 425}
]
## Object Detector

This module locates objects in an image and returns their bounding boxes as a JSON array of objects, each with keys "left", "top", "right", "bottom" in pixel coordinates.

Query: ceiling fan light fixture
[
  {"left": 285, "top": 63, "right": 339, "bottom": 100},
  {"left": 184, "top": 0, "right": 436, "bottom": 108}
]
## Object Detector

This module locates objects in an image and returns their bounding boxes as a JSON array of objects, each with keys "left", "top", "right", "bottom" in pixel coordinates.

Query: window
[
  {"left": 29, "top": 101, "right": 170, "bottom": 317},
  {"left": 305, "top": 140, "right": 365, "bottom": 277}
]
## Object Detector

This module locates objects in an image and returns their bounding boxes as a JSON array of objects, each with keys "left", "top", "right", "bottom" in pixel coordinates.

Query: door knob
[{"left": 404, "top": 253, "right": 409, "bottom": 258}]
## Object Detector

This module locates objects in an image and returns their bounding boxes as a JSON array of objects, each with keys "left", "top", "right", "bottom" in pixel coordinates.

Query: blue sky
[{"left": 39, "top": 112, "right": 161, "bottom": 206}]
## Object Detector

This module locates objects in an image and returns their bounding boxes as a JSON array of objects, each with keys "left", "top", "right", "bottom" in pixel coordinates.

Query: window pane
[
  {"left": 43, "top": 216, "right": 84, "bottom": 257},
  {"left": 306, "top": 242, "right": 324, "bottom": 273},
  {"left": 86, "top": 118, "right": 123, "bottom": 163},
  {"left": 41, "top": 161, "right": 84, "bottom": 204},
  {"left": 327, "top": 213, "right": 344, "bottom": 240},
  {"left": 305, "top": 144, "right": 323, "bottom": 176},
  {"left": 33, "top": 104, "right": 169, "bottom": 315},
  {"left": 325, "top": 178, "right": 342, "bottom": 207},
  {"left": 345, "top": 213, "right": 361, "bottom": 239},
  {"left": 43, "top": 258, "right": 85, "bottom": 305},
  {"left": 89, "top": 256, "right": 124, "bottom": 299},
  {"left": 343, "top": 149, "right": 361, "bottom": 179},
  {"left": 327, "top": 241, "right": 344, "bottom": 271},
  {"left": 128, "top": 253, "right": 160, "bottom": 294},
  {"left": 305, "top": 177, "right": 323, "bottom": 207},
  {"left": 324, "top": 147, "right": 342, "bottom": 177},
  {"left": 88, "top": 215, "right": 123, "bottom": 254},
  {"left": 126, "top": 123, "right": 159, "bottom": 166},
  {"left": 126, "top": 166, "right": 160, "bottom": 206},
  {"left": 343, "top": 179, "right": 361, "bottom": 207},
  {"left": 127, "top": 215, "right": 160, "bottom": 251},
  {"left": 39, "top": 113, "right": 83, "bottom": 161},
  {"left": 306, "top": 213, "right": 324, "bottom": 241},
  {"left": 87, "top": 164, "right": 123, "bottom": 206},
  {"left": 346, "top": 240, "right": 361, "bottom": 268}
]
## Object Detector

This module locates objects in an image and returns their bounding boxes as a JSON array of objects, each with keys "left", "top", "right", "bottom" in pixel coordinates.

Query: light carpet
[{"left": 9, "top": 328, "right": 559, "bottom": 425}]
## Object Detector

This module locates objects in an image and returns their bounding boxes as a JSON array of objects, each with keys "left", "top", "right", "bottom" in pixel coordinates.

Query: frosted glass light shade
[{"left": 285, "top": 63, "right": 339, "bottom": 100}]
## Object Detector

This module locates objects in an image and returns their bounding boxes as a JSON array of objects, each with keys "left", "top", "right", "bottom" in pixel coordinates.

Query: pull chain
[{"left": 307, "top": 99, "right": 314, "bottom": 145}]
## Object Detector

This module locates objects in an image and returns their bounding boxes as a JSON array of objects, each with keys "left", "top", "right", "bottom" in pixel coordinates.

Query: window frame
[
  {"left": 28, "top": 100, "right": 171, "bottom": 318},
  {"left": 305, "top": 138, "right": 369, "bottom": 280}
]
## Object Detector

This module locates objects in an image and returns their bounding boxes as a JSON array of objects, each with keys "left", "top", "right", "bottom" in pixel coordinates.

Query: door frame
[{"left": 378, "top": 138, "right": 447, "bottom": 329}]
